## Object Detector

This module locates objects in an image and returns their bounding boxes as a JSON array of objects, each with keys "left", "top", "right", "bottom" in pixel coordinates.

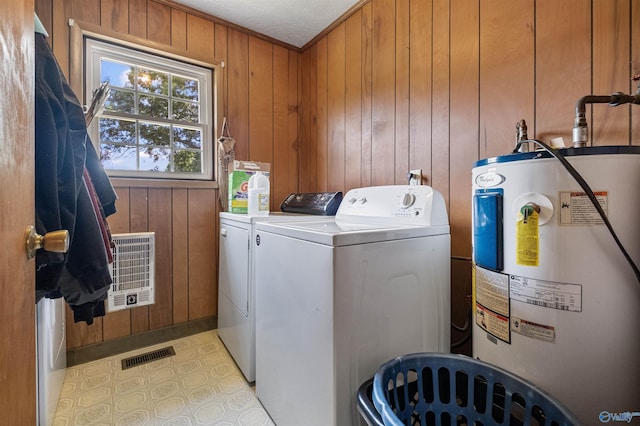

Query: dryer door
[{"left": 218, "top": 223, "right": 250, "bottom": 315}]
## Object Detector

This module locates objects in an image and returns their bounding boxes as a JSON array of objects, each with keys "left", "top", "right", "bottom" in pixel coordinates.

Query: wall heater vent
[{"left": 107, "top": 232, "right": 155, "bottom": 313}]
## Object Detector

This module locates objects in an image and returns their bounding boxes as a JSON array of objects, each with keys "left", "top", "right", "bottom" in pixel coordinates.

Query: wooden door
[{"left": 0, "top": 1, "right": 36, "bottom": 424}]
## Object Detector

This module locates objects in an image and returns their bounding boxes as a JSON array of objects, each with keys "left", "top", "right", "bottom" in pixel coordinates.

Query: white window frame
[
  {"left": 85, "top": 39, "right": 213, "bottom": 180},
  {"left": 68, "top": 19, "right": 223, "bottom": 187}
]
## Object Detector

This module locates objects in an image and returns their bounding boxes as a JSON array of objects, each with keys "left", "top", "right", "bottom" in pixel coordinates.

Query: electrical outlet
[{"left": 409, "top": 169, "right": 422, "bottom": 185}]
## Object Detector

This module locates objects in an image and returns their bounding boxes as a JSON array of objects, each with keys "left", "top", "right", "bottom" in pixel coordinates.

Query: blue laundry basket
[{"left": 358, "top": 352, "right": 582, "bottom": 426}]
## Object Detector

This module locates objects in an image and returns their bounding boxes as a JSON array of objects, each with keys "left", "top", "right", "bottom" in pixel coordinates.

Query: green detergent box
[{"left": 228, "top": 160, "right": 270, "bottom": 213}]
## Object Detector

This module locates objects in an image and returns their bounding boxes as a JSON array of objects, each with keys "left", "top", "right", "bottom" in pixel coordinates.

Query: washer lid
[{"left": 255, "top": 219, "right": 449, "bottom": 246}]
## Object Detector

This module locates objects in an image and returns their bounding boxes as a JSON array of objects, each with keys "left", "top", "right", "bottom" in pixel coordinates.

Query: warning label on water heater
[
  {"left": 474, "top": 267, "right": 511, "bottom": 343},
  {"left": 511, "top": 316, "right": 556, "bottom": 343},
  {"left": 559, "top": 191, "right": 607, "bottom": 225}
]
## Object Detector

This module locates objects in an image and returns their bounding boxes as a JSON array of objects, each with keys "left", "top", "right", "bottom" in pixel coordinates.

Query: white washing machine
[
  {"left": 217, "top": 192, "right": 342, "bottom": 382},
  {"left": 254, "top": 185, "right": 451, "bottom": 426}
]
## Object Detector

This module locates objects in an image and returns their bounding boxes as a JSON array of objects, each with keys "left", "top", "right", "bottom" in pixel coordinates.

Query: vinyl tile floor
[{"left": 52, "top": 330, "right": 276, "bottom": 426}]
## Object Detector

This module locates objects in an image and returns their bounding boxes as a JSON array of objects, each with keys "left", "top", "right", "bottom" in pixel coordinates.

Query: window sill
[{"left": 110, "top": 177, "right": 218, "bottom": 189}]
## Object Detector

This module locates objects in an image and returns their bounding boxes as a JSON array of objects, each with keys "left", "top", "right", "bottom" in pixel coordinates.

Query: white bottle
[{"left": 247, "top": 171, "right": 270, "bottom": 216}]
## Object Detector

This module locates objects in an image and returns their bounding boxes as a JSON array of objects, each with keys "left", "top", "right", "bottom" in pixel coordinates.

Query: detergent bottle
[{"left": 247, "top": 171, "right": 270, "bottom": 216}]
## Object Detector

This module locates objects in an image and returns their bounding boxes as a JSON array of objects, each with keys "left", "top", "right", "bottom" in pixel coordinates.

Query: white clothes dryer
[
  {"left": 254, "top": 185, "right": 451, "bottom": 426},
  {"left": 217, "top": 192, "right": 342, "bottom": 382}
]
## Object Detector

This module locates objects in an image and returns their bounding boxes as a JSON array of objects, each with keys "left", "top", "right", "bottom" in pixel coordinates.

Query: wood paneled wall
[
  {"left": 301, "top": 0, "right": 640, "bottom": 256},
  {"left": 34, "top": 0, "right": 300, "bottom": 349},
  {"left": 299, "top": 0, "right": 640, "bottom": 352},
  {"left": 33, "top": 0, "right": 640, "bottom": 352}
]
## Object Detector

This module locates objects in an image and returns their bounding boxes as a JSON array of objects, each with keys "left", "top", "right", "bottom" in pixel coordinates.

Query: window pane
[
  {"left": 87, "top": 38, "right": 213, "bottom": 180},
  {"left": 100, "top": 144, "right": 138, "bottom": 170},
  {"left": 138, "top": 68, "right": 168, "bottom": 95},
  {"left": 173, "top": 127, "right": 201, "bottom": 149},
  {"left": 139, "top": 146, "right": 170, "bottom": 172},
  {"left": 104, "top": 89, "right": 135, "bottom": 114},
  {"left": 173, "top": 150, "right": 202, "bottom": 173},
  {"left": 139, "top": 122, "right": 170, "bottom": 146},
  {"left": 172, "top": 100, "right": 199, "bottom": 122},
  {"left": 99, "top": 117, "right": 136, "bottom": 144},
  {"left": 138, "top": 94, "right": 168, "bottom": 119},
  {"left": 100, "top": 60, "right": 134, "bottom": 89},
  {"left": 172, "top": 75, "right": 199, "bottom": 101}
]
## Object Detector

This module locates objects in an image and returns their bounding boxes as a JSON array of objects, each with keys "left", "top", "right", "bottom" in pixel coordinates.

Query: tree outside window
[{"left": 85, "top": 38, "right": 214, "bottom": 180}]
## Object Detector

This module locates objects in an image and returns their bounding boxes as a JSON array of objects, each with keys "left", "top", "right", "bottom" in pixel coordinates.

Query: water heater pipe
[
  {"left": 515, "top": 119, "right": 529, "bottom": 152},
  {"left": 573, "top": 92, "right": 640, "bottom": 148}
]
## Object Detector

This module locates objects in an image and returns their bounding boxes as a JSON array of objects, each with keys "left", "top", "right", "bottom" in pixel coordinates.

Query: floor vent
[{"left": 121, "top": 346, "right": 175, "bottom": 370}]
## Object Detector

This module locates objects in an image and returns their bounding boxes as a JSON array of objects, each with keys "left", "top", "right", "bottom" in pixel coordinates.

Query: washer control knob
[
  {"left": 348, "top": 197, "right": 358, "bottom": 204},
  {"left": 401, "top": 192, "right": 416, "bottom": 209},
  {"left": 359, "top": 197, "right": 367, "bottom": 204}
]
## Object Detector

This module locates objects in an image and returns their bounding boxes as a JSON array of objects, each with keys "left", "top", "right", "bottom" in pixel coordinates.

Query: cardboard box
[{"left": 228, "top": 160, "right": 270, "bottom": 213}]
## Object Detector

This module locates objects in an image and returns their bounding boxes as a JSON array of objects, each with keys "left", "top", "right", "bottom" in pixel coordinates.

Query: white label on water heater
[
  {"left": 509, "top": 275, "right": 582, "bottom": 312},
  {"left": 559, "top": 191, "right": 607, "bottom": 225}
]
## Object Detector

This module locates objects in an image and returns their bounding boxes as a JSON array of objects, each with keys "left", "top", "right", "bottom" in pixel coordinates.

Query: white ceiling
[{"left": 171, "top": 0, "right": 361, "bottom": 48}]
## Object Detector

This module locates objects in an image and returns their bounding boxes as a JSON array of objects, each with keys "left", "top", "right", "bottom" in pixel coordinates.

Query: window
[{"left": 85, "top": 38, "right": 215, "bottom": 180}]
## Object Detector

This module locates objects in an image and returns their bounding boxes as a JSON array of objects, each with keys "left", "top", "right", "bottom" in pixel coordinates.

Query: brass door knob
[{"left": 24, "top": 225, "right": 69, "bottom": 260}]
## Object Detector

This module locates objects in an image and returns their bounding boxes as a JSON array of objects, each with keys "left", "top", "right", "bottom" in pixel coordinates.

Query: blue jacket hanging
[{"left": 35, "top": 31, "right": 118, "bottom": 325}]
